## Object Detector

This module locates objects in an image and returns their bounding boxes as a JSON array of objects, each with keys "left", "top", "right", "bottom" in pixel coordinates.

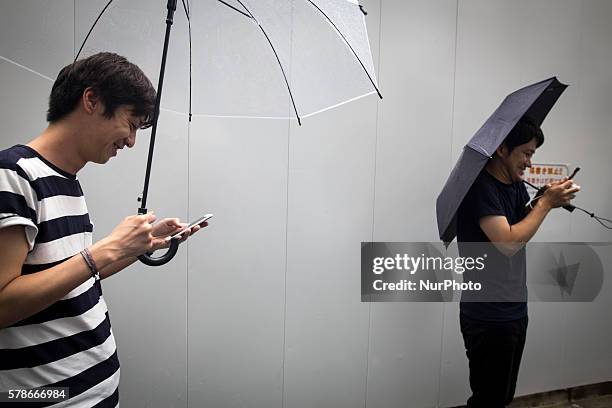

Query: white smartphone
[{"left": 168, "top": 214, "right": 213, "bottom": 240}]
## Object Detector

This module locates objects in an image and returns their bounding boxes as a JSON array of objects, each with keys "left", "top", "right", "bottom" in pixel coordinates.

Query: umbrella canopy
[
  {"left": 76, "top": 0, "right": 381, "bottom": 122},
  {"left": 436, "top": 77, "right": 568, "bottom": 245},
  {"left": 76, "top": 0, "right": 382, "bottom": 265}
]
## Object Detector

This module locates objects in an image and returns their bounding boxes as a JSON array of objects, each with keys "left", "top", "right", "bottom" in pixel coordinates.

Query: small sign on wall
[{"left": 523, "top": 163, "right": 569, "bottom": 191}]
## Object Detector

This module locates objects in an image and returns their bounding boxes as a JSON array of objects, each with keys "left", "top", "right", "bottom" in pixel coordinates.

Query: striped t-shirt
[{"left": 0, "top": 145, "right": 119, "bottom": 407}]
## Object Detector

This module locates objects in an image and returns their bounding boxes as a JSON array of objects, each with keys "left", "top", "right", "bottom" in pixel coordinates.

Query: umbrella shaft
[{"left": 139, "top": 0, "right": 178, "bottom": 213}]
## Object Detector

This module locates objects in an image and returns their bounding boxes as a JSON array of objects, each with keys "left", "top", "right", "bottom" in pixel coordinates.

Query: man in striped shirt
[{"left": 0, "top": 52, "right": 203, "bottom": 407}]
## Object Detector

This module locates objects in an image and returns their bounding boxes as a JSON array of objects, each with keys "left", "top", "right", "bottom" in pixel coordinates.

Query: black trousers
[{"left": 460, "top": 314, "right": 528, "bottom": 408}]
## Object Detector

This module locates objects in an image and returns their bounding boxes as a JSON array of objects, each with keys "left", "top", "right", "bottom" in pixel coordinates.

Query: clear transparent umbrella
[{"left": 76, "top": 0, "right": 382, "bottom": 265}]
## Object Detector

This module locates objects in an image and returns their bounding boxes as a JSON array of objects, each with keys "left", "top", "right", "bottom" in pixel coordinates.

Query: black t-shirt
[{"left": 457, "top": 170, "right": 530, "bottom": 321}]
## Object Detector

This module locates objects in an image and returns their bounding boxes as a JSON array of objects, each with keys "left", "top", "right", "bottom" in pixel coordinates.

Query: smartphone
[{"left": 168, "top": 214, "right": 213, "bottom": 240}]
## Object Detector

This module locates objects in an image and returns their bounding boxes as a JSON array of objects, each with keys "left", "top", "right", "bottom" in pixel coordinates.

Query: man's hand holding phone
[
  {"left": 167, "top": 214, "right": 213, "bottom": 241},
  {"left": 147, "top": 214, "right": 212, "bottom": 252},
  {"left": 541, "top": 168, "right": 581, "bottom": 209}
]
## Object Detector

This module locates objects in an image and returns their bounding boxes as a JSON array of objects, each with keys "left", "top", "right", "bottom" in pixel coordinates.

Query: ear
[
  {"left": 82, "top": 87, "right": 101, "bottom": 114},
  {"left": 495, "top": 144, "right": 509, "bottom": 158}
]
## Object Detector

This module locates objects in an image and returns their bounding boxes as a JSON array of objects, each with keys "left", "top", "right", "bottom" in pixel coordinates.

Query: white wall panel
[
  {"left": 367, "top": 1, "right": 456, "bottom": 407},
  {"left": 516, "top": 303, "right": 567, "bottom": 396},
  {"left": 0, "top": 0, "right": 72, "bottom": 147},
  {"left": 438, "top": 303, "right": 469, "bottom": 408},
  {"left": 565, "top": 0, "right": 612, "bottom": 243},
  {"left": 187, "top": 117, "right": 288, "bottom": 408},
  {"left": 373, "top": 0, "right": 457, "bottom": 243},
  {"left": 0, "top": 0, "right": 73, "bottom": 80},
  {"left": 283, "top": 98, "right": 378, "bottom": 408},
  {"left": 561, "top": 247, "right": 612, "bottom": 387},
  {"left": 0, "top": 61, "right": 52, "bottom": 148},
  {"left": 366, "top": 303, "right": 445, "bottom": 408},
  {"left": 282, "top": 1, "right": 381, "bottom": 405}
]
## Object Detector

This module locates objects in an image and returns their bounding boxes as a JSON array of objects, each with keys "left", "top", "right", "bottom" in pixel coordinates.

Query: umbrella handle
[
  {"left": 531, "top": 185, "right": 576, "bottom": 212},
  {"left": 134, "top": 0, "right": 180, "bottom": 268},
  {"left": 563, "top": 204, "right": 576, "bottom": 212},
  {"left": 138, "top": 238, "right": 180, "bottom": 266}
]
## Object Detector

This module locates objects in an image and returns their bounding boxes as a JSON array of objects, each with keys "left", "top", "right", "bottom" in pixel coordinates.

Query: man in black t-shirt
[{"left": 456, "top": 118, "right": 580, "bottom": 407}]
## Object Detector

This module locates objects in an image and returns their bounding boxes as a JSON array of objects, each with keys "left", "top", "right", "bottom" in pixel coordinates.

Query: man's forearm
[
  {"left": 99, "top": 256, "right": 138, "bottom": 280},
  {"left": 482, "top": 199, "right": 553, "bottom": 257},
  {"left": 0, "top": 242, "right": 116, "bottom": 328},
  {"left": 509, "top": 199, "right": 551, "bottom": 243}
]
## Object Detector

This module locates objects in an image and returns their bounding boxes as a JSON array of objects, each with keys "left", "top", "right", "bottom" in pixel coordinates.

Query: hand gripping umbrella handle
[
  {"left": 138, "top": 238, "right": 180, "bottom": 266},
  {"left": 533, "top": 186, "right": 576, "bottom": 212}
]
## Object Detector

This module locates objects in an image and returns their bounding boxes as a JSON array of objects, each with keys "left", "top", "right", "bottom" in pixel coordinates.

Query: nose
[
  {"left": 125, "top": 131, "right": 136, "bottom": 148},
  {"left": 526, "top": 158, "right": 532, "bottom": 167}
]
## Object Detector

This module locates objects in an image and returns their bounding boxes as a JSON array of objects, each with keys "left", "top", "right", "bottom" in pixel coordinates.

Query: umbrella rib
[
  {"left": 466, "top": 143, "right": 491, "bottom": 158},
  {"left": 216, "top": 0, "right": 253, "bottom": 19},
  {"left": 304, "top": 0, "right": 382, "bottom": 99},
  {"left": 74, "top": 0, "right": 115, "bottom": 61},
  {"left": 233, "top": 0, "right": 302, "bottom": 125}
]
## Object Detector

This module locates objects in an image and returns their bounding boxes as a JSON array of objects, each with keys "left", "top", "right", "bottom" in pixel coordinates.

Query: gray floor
[
  {"left": 451, "top": 387, "right": 612, "bottom": 408},
  {"left": 508, "top": 395, "right": 612, "bottom": 408}
]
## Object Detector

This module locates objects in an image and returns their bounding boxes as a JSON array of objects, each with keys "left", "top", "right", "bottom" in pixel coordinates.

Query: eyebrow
[{"left": 131, "top": 117, "right": 145, "bottom": 129}]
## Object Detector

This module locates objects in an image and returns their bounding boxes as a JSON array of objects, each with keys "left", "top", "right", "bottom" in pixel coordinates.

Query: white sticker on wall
[{"left": 524, "top": 163, "right": 570, "bottom": 191}]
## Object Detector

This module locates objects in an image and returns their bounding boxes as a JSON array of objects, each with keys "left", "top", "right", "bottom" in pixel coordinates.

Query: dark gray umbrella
[{"left": 436, "top": 77, "right": 568, "bottom": 245}]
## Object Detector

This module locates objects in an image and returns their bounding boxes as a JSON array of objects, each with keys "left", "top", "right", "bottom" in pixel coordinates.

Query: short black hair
[
  {"left": 502, "top": 117, "right": 544, "bottom": 153},
  {"left": 47, "top": 52, "right": 156, "bottom": 127}
]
